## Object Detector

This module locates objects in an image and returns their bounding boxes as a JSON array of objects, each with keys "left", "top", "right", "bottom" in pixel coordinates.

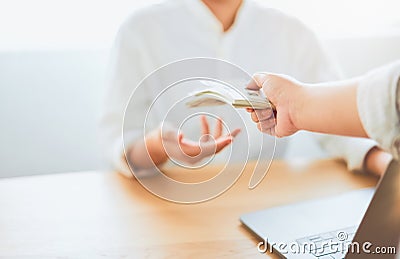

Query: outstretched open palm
[{"left": 161, "top": 116, "right": 241, "bottom": 165}]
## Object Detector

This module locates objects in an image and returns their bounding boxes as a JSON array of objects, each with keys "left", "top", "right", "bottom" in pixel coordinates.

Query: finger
[
  {"left": 200, "top": 115, "right": 210, "bottom": 142},
  {"left": 178, "top": 132, "right": 197, "bottom": 147},
  {"left": 246, "top": 108, "right": 254, "bottom": 113},
  {"left": 228, "top": 128, "right": 241, "bottom": 138},
  {"left": 257, "top": 123, "right": 262, "bottom": 132},
  {"left": 255, "top": 108, "right": 274, "bottom": 121},
  {"left": 177, "top": 133, "right": 184, "bottom": 143},
  {"left": 268, "top": 127, "right": 276, "bottom": 136},
  {"left": 253, "top": 73, "right": 271, "bottom": 88},
  {"left": 246, "top": 77, "right": 262, "bottom": 90},
  {"left": 259, "top": 117, "right": 276, "bottom": 131},
  {"left": 266, "top": 126, "right": 276, "bottom": 136},
  {"left": 178, "top": 138, "right": 202, "bottom": 157},
  {"left": 257, "top": 123, "right": 269, "bottom": 134},
  {"left": 179, "top": 137, "right": 198, "bottom": 147},
  {"left": 214, "top": 136, "right": 233, "bottom": 153},
  {"left": 251, "top": 108, "right": 274, "bottom": 124},
  {"left": 214, "top": 117, "right": 223, "bottom": 139},
  {"left": 257, "top": 122, "right": 276, "bottom": 136},
  {"left": 251, "top": 111, "right": 259, "bottom": 123}
]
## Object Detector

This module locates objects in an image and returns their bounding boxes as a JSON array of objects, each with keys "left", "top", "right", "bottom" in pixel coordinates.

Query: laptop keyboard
[{"left": 295, "top": 226, "right": 357, "bottom": 259}]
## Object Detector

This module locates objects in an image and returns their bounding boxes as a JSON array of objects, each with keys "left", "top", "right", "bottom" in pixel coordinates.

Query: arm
[
  {"left": 287, "top": 78, "right": 393, "bottom": 176},
  {"left": 248, "top": 73, "right": 389, "bottom": 175},
  {"left": 248, "top": 61, "right": 400, "bottom": 163},
  {"left": 280, "top": 25, "right": 385, "bottom": 174},
  {"left": 99, "top": 21, "right": 147, "bottom": 176},
  {"left": 247, "top": 74, "right": 364, "bottom": 137},
  {"left": 296, "top": 79, "right": 367, "bottom": 137}
]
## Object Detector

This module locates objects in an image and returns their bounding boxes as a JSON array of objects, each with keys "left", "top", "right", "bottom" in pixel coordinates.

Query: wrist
[
  {"left": 290, "top": 84, "right": 309, "bottom": 132},
  {"left": 129, "top": 128, "right": 169, "bottom": 168},
  {"left": 150, "top": 127, "right": 169, "bottom": 164}
]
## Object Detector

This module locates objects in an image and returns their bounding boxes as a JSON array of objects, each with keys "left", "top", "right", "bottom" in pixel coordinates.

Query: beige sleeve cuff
[
  {"left": 357, "top": 61, "right": 400, "bottom": 160},
  {"left": 112, "top": 131, "right": 142, "bottom": 177}
]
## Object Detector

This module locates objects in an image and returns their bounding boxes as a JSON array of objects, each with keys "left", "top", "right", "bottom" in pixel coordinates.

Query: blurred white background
[
  {"left": 1, "top": 0, "right": 399, "bottom": 50},
  {"left": 1, "top": 0, "right": 400, "bottom": 177}
]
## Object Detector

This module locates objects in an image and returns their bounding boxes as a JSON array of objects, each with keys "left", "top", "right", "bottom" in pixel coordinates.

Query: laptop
[{"left": 240, "top": 160, "right": 400, "bottom": 259}]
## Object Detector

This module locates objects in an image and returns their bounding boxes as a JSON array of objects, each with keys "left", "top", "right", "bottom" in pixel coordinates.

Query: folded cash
[{"left": 186, "top": 80, "right": 271, "bottom": 110}]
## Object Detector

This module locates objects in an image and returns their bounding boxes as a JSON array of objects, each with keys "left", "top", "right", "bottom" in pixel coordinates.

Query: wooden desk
[{"left": 0, "top": 159, "right": 377, "bottom": 258}]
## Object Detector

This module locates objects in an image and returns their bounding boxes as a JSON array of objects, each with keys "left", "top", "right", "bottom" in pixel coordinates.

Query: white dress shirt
[
  {"left": 100, "top": 0, "right": 377, "bottom": 176},
  {"left": 358, "top": 61, "right": 400, "bottom": 159}
]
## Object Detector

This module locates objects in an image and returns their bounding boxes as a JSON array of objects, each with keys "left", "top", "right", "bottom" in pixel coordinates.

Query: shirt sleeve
[
  {"left": 294, "top": 27, "right": 378, "bottom": 172},
  {"left": 357, "top": 61, "right": 400, "bottom": 160},
  {"left": 99, "top": 22, "right": 149, "bottom": 177}
]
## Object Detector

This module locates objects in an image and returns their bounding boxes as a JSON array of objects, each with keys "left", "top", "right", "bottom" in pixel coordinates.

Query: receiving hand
[
  {"left": 246, "top": 73, "right": 303, "bottom": 137},
  {"left": 161, "top": 116, "right": 241, "bottom": 165}
]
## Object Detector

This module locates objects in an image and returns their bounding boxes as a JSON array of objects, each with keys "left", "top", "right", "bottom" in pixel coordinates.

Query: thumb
[
  {"left": 252, "top": 73, "right": 271, "bottom": 89},
  {"left": 246, "top": 73, "right": 268, "bottom": 90},
  {"left": 253, "top": 73, "right": 277, "bottom": 110},
  {"left": 253, "top": 73, "right": 281, "bottom": 104}
]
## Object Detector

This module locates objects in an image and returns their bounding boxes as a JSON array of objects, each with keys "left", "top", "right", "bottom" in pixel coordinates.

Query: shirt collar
[{"left": 181, "top": 0, "right": 250, "bottom": 34}]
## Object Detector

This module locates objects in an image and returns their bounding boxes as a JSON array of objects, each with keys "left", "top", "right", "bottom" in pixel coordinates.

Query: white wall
[
  {"left": 0, "top": 50, "right": 108, "bottom": 177},
  {"left": 325, "top": 34, "right": 400, "bottom": 77},
  {"left": 1, "top": 34, "right": 400, "bottom": 178}
]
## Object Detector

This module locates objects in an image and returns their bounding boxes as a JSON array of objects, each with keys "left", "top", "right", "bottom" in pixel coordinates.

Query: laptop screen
[{"left": 347, "top": 160, "right": 400, "bottom": 259}]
